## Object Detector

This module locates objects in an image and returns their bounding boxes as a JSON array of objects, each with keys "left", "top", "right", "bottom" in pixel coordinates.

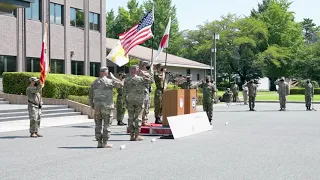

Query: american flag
[{"left": 119, "top": 10, "right": 154, "bottom": 55}]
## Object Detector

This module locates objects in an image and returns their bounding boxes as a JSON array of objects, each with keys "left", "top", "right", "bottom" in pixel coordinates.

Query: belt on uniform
[{"left": 28, "top": 100, "right": 42, "bottom": 109}]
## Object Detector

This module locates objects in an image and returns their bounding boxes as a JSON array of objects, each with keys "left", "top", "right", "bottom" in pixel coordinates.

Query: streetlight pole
[{"left": 213, "top": 33, "right": 219, "bottom": 89}]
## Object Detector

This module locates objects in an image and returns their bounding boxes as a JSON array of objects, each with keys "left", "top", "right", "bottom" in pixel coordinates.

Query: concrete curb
[{"left": 255, "top": 101, "right": 320, "bottom": 104}]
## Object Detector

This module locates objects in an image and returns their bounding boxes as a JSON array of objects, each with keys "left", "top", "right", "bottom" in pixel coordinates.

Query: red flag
[{"left": 40, "top": 23, "right": 49, "bottom": 87}]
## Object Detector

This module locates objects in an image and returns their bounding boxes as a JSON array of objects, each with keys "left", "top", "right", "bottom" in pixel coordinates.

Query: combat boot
[
  {"left": 30, "top": 133, "right": 37, "bottom": 138},
  {"left": 117, "top": 121, "right": 127, "bottom": 126},
  {"left": 135, "top": 134, "right": 144, "bottom": 141},
  {"left": 102, "top": 139, "right": 113, "bottom": 148},
  {"left": 35, "top": 132, "right": 43, "bottom": 137},
  {"left": 97, "top": 139, "right": 103, "bottom": 148},
  {"left": 209, "top": 119, "right": 212, "bottom": 125},
  {"left": 155, "top": 118, "right": 162, "bottom": 124}
]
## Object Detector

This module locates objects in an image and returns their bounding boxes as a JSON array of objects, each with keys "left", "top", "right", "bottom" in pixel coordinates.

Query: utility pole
[{"left": 213, "top": 33, "right": 219, "bottom": 89}]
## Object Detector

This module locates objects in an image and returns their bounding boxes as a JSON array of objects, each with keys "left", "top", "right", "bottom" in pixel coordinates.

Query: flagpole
[{"left": 151, "top": 2, "right": 155, "bottom": 64}]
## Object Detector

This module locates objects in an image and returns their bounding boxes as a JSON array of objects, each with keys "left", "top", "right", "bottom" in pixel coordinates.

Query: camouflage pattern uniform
[
  {"left": 242, "top": 81, "right": 248, "bottom": 105},
  {"left": 199, "top": 77, "right": 216, "bottom": 124},
  {"left": 231, "top": 83, "right": 239, "bottom": 102},
  {"left": 305, "top": 79, "right": 314, "bottom": 111},
  {"left": 139, "top": 69, "right": 152, "bottom": 126},
  {"left": 154, "top": 64, "right": 165, "bottom": 124},
  {"left": 116, "top": 72, "right": 126, "bottom": 125},
  {"left": 275, "top": 77, "right": 290, "bottom": 111},
  {"left": 245, "top": 80, "right": 258, "bottom": 111},
  {"left": 89, "top": 67, "right": 122, "bottom": 148},
  {"left": 124, "top": 65, "right": 154, "bottom": 140},
  {"left": 26, "top": 77, "right": 42, "bottom": 138}
]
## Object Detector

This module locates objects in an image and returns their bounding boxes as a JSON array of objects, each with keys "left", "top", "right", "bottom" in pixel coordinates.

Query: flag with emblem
[
  {"left": 106, "top": 41, "right": 129, "bottom": 67},
  {"left": 154, "top": 17, "right": 171, "bottom": 61},
  {"left": 40, "top": 23, "right": 49, "bottom": 87},
  {"left": 119, "top": 9, "right": 154, "bottom": 55}
]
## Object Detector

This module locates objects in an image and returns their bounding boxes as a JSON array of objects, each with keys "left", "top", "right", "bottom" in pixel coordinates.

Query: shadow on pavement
[
  {"left": 214, "top": 110, "right": 308, "bottom": 113},
  {"left": 58, "top": 146, "right": 96, "bottom": 149},
  {"left": 0, "top": 136, "right": 30, "bottom": 139},
  {"left": 68, "top": 125, "right": 94, "bottom": 128}
]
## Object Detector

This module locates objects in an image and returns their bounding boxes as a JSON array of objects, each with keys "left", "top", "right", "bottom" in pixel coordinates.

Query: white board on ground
[{"left": 167, "top": 112, "right": 212, "bottom": 139}]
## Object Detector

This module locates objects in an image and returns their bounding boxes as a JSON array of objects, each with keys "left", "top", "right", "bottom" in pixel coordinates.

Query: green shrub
[
  {"left": 217, "top": 81, "right": 230, "bottom": 91},
  {"left": 290, "top": 88, "right": 320, "bottom": 95},
  {"left": 3, "top": 72, "right": 96, "bottom": 99},
  {"left": 68, "top": 95, "right": 89, "bottom": 105},
  {"left": 297, "top": 80, "right": 320, "bottom": 88}
]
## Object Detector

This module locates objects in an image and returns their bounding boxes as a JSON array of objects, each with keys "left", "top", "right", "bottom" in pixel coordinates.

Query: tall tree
[
  {"left": 143, "top": 0, "right": 182, "bottom": 55},
  {"left": 301, "top": 18, "right": 318, "bottom": 43},
  {"left": 106, "top": 9, "right": 116, "bottom": 38}
]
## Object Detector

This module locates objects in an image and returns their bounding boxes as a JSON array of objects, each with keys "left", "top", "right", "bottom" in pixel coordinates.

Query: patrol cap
[
  {"left": 227, "top": 88, "right": 231, "bottom": 91},
  {"left": 29, "top": 77, "right": 39, "bottom": 82},
  {"left": 100, "top": 67, "right": 108, "bottom": 72},
  {"left": 250, "top": 79, "right": 254, "bottom": 83},
  {"left": 140, "top": 61, "right": 149, "bottom": 66},
  {"left": 130, "top": 65, "right": 139, "bottom": 69},
  {"left": 280, "top": 77, "right": 285, "bottom": 81},
  {"left": 118, "top": 71, "right": 126, "bottom": 76},
  {"left": 155, "top": 63, "right": 161, "bottom": 68}
]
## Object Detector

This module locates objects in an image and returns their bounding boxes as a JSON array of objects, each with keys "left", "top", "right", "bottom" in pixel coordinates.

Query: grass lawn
[{"left": 217, "top": 91, "right": 320, "bottom": 102}]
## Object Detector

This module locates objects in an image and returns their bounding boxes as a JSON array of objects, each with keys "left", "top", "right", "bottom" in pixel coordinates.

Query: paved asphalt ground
[{"left": 1, "top": 103, "right": 320, "bottom": 180}]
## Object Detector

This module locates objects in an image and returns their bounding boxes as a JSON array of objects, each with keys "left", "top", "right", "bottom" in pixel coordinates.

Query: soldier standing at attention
[
  {"left": 123, "top": 65, "right": 154, "bottom": 141},
  {"left": 305, "top": 79, "right": 314, "bottom": 111},
  {"left": 245, "top": 80, "right": 258, "bottom": 111},
  {"left": 231, "top": 82, "right": 239, "bottom": 102},
  {"left": 26, "top": 77, "right": 43, "bottom": 138},
  {"left": 116, "top": 72, "right": 127, "bottom": 126},
  {"left": 139, "top": 61, "right": 152, "bottom": 126},
  {"left": 89, "top": 67, "right": 122, "bottom": 148},
  {"left": 242, "top": 80, "right": 248, "bottom": 105},
  {"left": 275, "top": 77, "right": 290, "bottom": 111},
  {"left": 199, "top": 76, "right": 216, "bottom": 125},
  {"left": 154, "top": 64, "right": 166, "bottom": 124}
]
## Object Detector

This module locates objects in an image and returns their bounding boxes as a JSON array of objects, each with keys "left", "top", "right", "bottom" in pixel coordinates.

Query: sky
[{"left": 106, "top": 0, "right": 320, "bottom": 31}]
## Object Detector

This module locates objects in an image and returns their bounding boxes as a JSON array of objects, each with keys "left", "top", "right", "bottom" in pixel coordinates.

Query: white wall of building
[
  {"left": 257, "top": 77, "right": 270, "bottom": 91},
  {"left": 166, "top": 66, "right": 207, "bottom": 82}
]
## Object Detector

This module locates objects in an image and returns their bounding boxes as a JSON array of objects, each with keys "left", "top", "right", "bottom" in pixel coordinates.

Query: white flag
[
  {"left": 107, "top": 41, "right": 129, "bottom": 67},
  {"left": 154, "top": 17, "right": 171, "bottom": 61}
]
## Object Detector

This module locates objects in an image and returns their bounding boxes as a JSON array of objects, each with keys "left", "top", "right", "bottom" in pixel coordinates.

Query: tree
[
  {"left": 301, "top": 18, "right": 319, "bottom": 43},
  {"left": 142, "top": 0, "right": 182, "bottom": 55},
  {"left": 106, "top": 10, "right": 116, "bottom": 38}
]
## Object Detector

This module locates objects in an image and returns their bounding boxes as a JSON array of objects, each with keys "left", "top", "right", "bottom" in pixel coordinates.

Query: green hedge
[
  {"left": 290, "top": 88, "right": 320, "bottom": 95},
  {"left": 3, "top": 72, "right": 96, "bottom": 99}
]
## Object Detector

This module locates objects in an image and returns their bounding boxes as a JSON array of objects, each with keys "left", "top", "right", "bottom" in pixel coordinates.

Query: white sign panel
[{"left": 167, "top": 112, "right": 212, "bottom": 139}]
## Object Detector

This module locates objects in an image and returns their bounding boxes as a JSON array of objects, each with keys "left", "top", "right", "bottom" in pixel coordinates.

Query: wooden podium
[
  {"left": 162, "top": 89, "right": 185, "bottom": 127},
  {"left": 184, "top": 89, "right": 197, "bottom": 114}
]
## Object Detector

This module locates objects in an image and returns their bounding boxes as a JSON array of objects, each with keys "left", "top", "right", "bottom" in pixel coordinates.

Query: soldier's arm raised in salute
[
  {"left": 110, "top": 72, "right": 123, "bottom": 88},
  {"left": 27, "top": 81, "right": 42, "bottom": 94}
]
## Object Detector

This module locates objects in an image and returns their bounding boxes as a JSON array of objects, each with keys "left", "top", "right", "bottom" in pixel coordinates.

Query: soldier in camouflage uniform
[
  {"left": 116, "top": 72, "right": 127, "bottom": 126},
  {"left": 177, "top": 76, "right": 198, "bottom": 89},
  {"left": 231, "top": 82, "right": 239, "bottom": 102},
  {"left": 26, "top": 77, "right": 43, "bottom": 138},
  {"left": 123, "top": 65, "right": 154, "bottom": 141},
  {"left": 245, "top": 80, "right": 258, "bottom": 111},
  {"left": 275, "top": 77, "right": 290, "bottom": 111},
  {"left": 199, "top": 76, "right": 216, "bottom": 125},
  {"left": 89, "top": 67, "right": 122, "bottom": 148},
  {"left": 139, "top": 61, "right": 152, "bottom": 126},
  {"left": 305, "top": 79, "right": 314, "bottom": 111},
  {"left": 154, "top": 63, "right": 166, "bottom": 124}
]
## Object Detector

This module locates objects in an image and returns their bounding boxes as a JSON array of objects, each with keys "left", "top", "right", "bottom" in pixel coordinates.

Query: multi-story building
[
  {"left": 0, "top": 0, "right": 106, "bottom": 77},
  {"left": 0, "top": 0, "right": 210, "bottom": 84}
]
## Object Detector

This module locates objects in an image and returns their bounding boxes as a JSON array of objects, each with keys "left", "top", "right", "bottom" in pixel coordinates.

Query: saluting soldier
[
  {"left": 198, "top": 76, "right": 216, "bottom": 125},
  {"left": 89, "top": 67, "right": 122, "bottom": 148},
  {"left": 139, "top": 61, "right": 153, "bottom": 126},
  {"left": 305, "top": 79, "right": 314, "bottom": 111},
  {"left": 153, "top": 64, "right": 166, "bottom": 124},
  {"left": 275, "top": 77, "right": 290, "bottom": 111},
  {"left": 231, "top": 82, "right": 239, "bottom": 102},
  {"left": 26, "top": 77, "right": 43, "bottom": 138},
  {"left": 116, "top": 72, "right": 127, "bottom": 126},
  {"left": 123, "top": 65, "right": 154, "bottom": 141},
  {"left": 245, "top": 80, "right": 258, "bottom": 111}
]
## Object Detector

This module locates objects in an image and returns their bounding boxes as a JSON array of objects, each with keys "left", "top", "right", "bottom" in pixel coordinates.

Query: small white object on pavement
[
  {"left": 120, "top": 145, "right": 126, "bottom": 150},
  {"left": 151, "top": 138, "right": 156, "bottom": 142},
  {"left": 225, "top": 122, "right": 228, "bottom": 125}
]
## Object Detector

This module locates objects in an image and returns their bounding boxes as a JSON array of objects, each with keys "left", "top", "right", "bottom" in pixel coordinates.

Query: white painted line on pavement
[{"left": 0, "top": 116, "right": 93, "bottom": 133}]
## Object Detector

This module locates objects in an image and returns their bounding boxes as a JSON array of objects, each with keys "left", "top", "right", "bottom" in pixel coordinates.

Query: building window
[
  {"left": 50, "top": 3, "right": 63, "bottom": 25},
  {"left": 71, "top": 61, "right": 84, "bottom": 75},
  {"left": 0, "top": 55, "right": 16, "bottom": 77},
  {"left": 26, "top": 0, "right": 41, "bottom": 21},
  {"left": 70, "top": 8, "right": 84, "bottom": 28},
  {"left": 90, "top": 62, "right": 100, "bottom": 77},
  {"left": 50, "top": 59, "right": 64, "bottom": 74},
  {"left": 89, "top": 12, "right": 100, "bottom": 31},
  {"left": 197, "top": 74, "right": 200, "bottom": 81},
  {"left": 187, "top": 69, "right": 191, "bottom": 75},
  {"left": 27, "top": 57, "right": 40, "bottom": 72}
]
